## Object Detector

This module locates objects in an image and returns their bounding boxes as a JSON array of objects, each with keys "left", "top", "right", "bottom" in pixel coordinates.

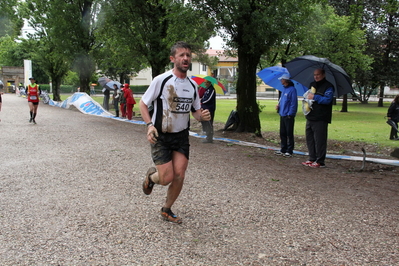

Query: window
[{"left": 202, "top": 64, "right": 207, "bottom": 72}]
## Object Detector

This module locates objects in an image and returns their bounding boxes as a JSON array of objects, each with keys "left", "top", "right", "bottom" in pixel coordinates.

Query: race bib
[
  {"left": 30, "top": 96, "right": 37, "bottom": 100},
  {"left": 171, "top": 97, "right": 192, "bottom": 114}
]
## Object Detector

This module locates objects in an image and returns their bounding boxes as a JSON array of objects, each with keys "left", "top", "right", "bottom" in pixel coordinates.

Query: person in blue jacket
[
  {"left": 302, "top": 68, "right": 334, "bottom": 168},
  {"left": 275, "top": 74, "right": 298, "bottom": 157}
]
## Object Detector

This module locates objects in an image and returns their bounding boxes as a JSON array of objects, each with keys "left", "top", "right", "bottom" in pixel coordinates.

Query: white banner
[{"left": 49, "top": 92, "right": 145, "bottom": 125}]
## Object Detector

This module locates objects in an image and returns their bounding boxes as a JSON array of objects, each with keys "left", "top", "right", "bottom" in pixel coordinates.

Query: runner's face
[{"left": 171, "top": 48, "right": 191, "bottom": 74}]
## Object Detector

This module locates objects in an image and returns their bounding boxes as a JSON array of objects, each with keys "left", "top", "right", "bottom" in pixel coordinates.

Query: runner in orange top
[{"left": 26, "top": 77, "right": 41, "bottom": 124}]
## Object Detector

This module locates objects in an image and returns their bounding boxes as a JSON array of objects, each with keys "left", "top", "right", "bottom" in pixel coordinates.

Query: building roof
[{"left": 206, "top": 49, "right": 238, "bottom": 62}]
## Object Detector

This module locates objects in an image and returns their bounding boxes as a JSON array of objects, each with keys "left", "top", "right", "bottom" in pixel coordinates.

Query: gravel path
[{"left": 0, "top": 94, "right": 398, "bottom": 265}]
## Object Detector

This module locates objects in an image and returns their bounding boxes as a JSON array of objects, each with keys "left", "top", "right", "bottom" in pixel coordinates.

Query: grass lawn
[{"left": 58, "top": 94, "right": 396, "bottom": 149}]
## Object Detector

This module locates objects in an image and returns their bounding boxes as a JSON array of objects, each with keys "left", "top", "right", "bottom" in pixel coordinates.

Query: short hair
[
  {"left": 170, "top": 41, "right": 191, "bottom": 56},
  {"left": 394, "top": 94, "right": 399, "bottom": 104},
  {"left": 317, "top": 68, "right": 326, "bottom": 75}
]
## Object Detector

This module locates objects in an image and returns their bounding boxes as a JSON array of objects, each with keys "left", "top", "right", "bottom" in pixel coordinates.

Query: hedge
[{"left": 39, "top": 84, "right": 149, "bottom": 94}]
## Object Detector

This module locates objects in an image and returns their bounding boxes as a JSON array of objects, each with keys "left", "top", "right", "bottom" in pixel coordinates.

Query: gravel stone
[{"left": 0, "top": 94, "right": 398, "bottom": 265}]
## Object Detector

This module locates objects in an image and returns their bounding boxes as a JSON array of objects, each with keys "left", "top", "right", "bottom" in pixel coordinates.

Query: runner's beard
[{"left": 176, "top": 61, "right": 189, "bottom": 73}]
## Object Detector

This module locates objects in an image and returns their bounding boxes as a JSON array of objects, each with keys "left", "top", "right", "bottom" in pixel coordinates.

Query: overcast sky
[{"left": 208, "top": 36, "right": 225, "bottom": 50}]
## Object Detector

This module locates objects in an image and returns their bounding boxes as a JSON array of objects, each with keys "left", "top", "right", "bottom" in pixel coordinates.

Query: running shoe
[
  {"left": 142, "top": 167, "right": 157, "bottom": 195},
  {"left": 301, "top": 160, "right": 314, "bottom": 166},
  {"left": 308, "top": 162, "right": 326, "bottom": 168},
  {"left": 283, "top": 153, "right": 292, "bottom": 157},
  {"left": 274, "top": 151, "right": 284, "bottom": 155},
  {"left": 161, "top": 208, "right": 182, "bottom": 224}
]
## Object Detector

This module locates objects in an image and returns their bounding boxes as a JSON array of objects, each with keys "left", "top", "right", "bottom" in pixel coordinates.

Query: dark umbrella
[{"left": 285, "top": 55, "right": 354, "bottom": 97}]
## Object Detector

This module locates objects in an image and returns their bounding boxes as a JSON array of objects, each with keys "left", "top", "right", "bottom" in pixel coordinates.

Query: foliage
[
  {"left": 192, "top": 0, "right": 318, "bottom": 134},
  {"left": 0, "top": 0, "right": 24, "bottom": 38},
  {"left": 98, "top": 0, "right": 215, "bottom": 79},
  {"left": 330, "top": 0, "right": 399, "bottom": 106},
  {"left": 0, "top": 36, "right": 24, "bottom": 67}
]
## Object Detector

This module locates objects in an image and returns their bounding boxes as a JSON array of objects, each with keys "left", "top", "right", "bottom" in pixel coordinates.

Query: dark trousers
[
  {"left": 201, "top": 110, "right": 215, "bottom": 141},
  {"left": 305, "top": 120, "right": 328, "bottom": 164},
  {"left": 113, "top": 102, "right": 119, "bottom": 117},
  {"left": 120, "top": 103, "right": 126, "bottom": 118},
  {"left": 389, "top": 121, "right": 398, "bottom": 139},
  {"left": 279, "top": 116, "right": 295, "bottom": 154}
]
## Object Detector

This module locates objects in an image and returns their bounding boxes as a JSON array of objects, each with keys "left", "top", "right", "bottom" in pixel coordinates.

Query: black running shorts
[{"left": 151, "top": 129, "right": 190, "bottom": 165}]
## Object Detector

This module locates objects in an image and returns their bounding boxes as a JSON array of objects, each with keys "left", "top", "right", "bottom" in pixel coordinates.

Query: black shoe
[
  {"left": 202, "top": 139, "right": 213, "bottom": 143},
  {"left": 161, "top": 208, "right": 182, "bottom": 224},
  {"left": 32, "top": 119, "right": 36, "bottom": 124},
  {"left": 29, "top": 118, "right": 32, "bottom": 123}
]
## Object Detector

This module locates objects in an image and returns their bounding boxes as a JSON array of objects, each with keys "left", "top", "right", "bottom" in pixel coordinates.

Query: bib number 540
[{"left": 176, "top": 103, "right": 190, "bottom": 111}]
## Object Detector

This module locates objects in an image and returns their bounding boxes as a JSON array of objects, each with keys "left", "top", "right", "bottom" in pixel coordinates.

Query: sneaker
[
  {"left": 308, "top": 162, "right": 326, "bottom": 168},
  {"left": 29, "top": 118, "right": 32, "bottom": 123},
  {"left": 301, "top": 160, "right": 314, "bottom": 166},
  {"left": 161, "top": 208, "right": 182, "bottom": 224},
  {"left": 142, "top": 167, "right": 157, "bottom": 195},
  {"left": 201, "top": 139, "right": 213, "bottom": 143},
  {"left": 274, "top": 151, "right": 284, "bottom": 155},
  {"left": 32, "top": 119, "right": 36, "bottom": 124},
  {"left": 283, "top": 153, "right": 292, "bottom": 157}
]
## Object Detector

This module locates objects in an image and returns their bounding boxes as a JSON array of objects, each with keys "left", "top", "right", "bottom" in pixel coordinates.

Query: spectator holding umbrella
[
  {"left": 112, "top": 84, "right": 120, "bottom": 117},
  {"left": 301, "top": 68, "right": 334, "bottom": 168},
  {"left": 274, "top": 74, "right": 298, "bottom": 157}
]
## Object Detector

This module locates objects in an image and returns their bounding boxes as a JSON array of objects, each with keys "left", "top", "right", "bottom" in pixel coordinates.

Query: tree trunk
[
  {"left": 378, "top": 82, "right": 385, "bottom": 107},
  {"left": 235, "top": 50, "right": 261, "bottom": 135},
  {"left": 51, "top": 76, "right": 62, "bottom": 101},
  {"left": 340, "top": 94, "right": 348, "bottom": 112}
]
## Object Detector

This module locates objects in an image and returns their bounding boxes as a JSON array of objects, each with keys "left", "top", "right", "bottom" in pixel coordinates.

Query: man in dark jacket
[
  {"left": 387, "top": 94, "right": 399, "bottom": 140},
  {"left": 201, "top": 80, "right": 216, "bottom": 143},
  {"left": 301, "top": 68, "right": 334, "bottom": 168}
]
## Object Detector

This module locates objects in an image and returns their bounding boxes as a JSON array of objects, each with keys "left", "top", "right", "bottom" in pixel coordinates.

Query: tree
[
  {"left": 330, "top": 0, "right": 399, "bottom": 107},
  {"left": 192, "top": 0, "right": 317, "bottom": 134},
  {"left": 0, "top": 0, "right": 23, "bottom": 38},
  {"left": 99, "top": 0, "right": 215, "bottom": 79},
  {"left": 23, "top": 0, "right": 100, "bottom": 95},
  {"left": 302, "top": 5, "right": 371, "bottom": 111}
]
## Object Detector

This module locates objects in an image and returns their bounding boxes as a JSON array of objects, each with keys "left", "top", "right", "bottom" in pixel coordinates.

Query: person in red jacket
[
  {"left": 26, "top": 77, "right": 41, "bottom": 124},
  {"left": 123, "top": 83, "right": 136, "bottom": 120}
]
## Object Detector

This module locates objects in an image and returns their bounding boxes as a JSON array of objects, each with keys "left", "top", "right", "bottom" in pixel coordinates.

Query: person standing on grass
[
  {"left": 274, "top": 74, "right": 297, "bottom": 157},
  {"left": 26, "top": 77, "right": 41, "bottom": 124},
  {"left": 200, "top": 80, "right": 216, "bottom": 143},
  {"left": 103, "top": 88, "right": 110, "bottom": 111},
  {"left": 387, "top": 94, "right": 399, "bottom": 140},
  {"left": 301, "top": 68, "right": 334, "bottom": 168},
  {"left": 123, "top": 83, "right": 136, "bottom": 120},
  {"left": 139, "top": 41, "right": 211, "bottom": 224},
  {"left": 119, "top": 84, "right": 126, "bottom": 118},
  {"left": 112, "top": 84, "right": 120, "bottom": 117}
]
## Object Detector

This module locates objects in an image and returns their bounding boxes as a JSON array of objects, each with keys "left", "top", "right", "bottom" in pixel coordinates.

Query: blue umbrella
[{"left": 257, "top": 66, "right": 308, "bottom": 96}]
